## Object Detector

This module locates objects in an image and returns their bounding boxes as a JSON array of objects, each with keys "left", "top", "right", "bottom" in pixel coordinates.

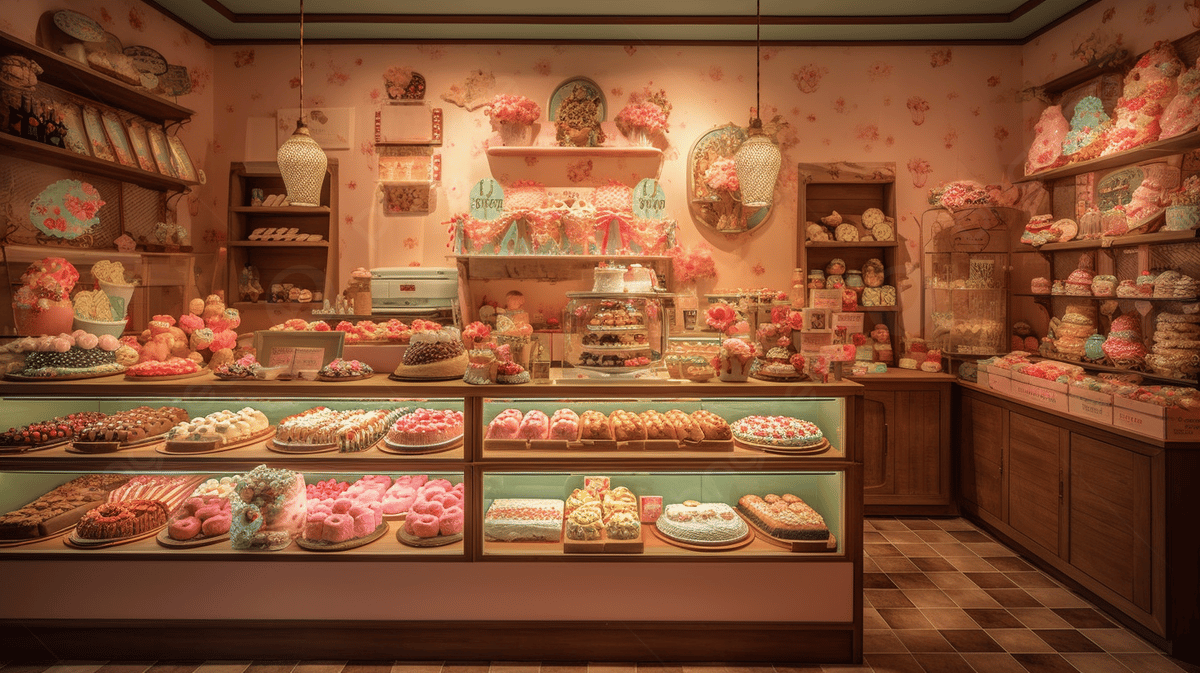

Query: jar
[
  {"left": 807, "top": 270, "right": 825, "bottom": 289},
  {"left": 826, "top": 258, "right": 846, "bottom": 276},
  {"left": 845, "top": 270, "right": 864, "bottom": 296}
]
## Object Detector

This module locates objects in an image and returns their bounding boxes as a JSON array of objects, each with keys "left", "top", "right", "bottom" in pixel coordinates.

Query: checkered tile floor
[{"left": 1, "top": 519, "right": 1196, "bottom": 673}]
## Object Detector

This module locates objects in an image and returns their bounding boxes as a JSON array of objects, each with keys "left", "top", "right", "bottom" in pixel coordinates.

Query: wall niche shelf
[{"left": 485, "top": 146, "right": 663, "bottom": 187}]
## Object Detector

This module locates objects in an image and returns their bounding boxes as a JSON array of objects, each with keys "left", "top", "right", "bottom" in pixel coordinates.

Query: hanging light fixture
[
  {"left": 277, "top": 0, "right": 327, "bottom": 207},
  {"left": 735, "top": 0, "right": 782, "bottom": 209}
]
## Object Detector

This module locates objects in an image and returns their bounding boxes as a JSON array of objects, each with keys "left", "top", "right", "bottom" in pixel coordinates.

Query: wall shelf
[
  {"left": 484, "top": 146, "right": 663, "bottom": 187},
  {"left": 0, "top": 133, "right": 196, "bottom": 193},
  {"left": 1015, "top": 129, "right": 1200, "bottom": 184}
]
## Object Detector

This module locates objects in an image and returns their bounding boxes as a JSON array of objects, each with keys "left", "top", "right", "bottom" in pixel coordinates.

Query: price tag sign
[
  {"left": 632, "top": 178, "right": 667, "bottom": 219},
  {"left": 469, "top": 178, "right": 504, "bottom": 221}
]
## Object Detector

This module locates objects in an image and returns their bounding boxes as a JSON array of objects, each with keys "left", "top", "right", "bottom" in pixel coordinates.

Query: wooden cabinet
[
  {"left": 856, "top": 371, "right": 954, "bottom": 516},
  {"left": 955, "top": 384, "right": 1200, "bottom": 663}
]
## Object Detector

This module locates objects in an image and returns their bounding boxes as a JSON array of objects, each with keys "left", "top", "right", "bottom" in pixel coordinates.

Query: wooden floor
[{"left": 2, "top": 517, "right": 1198, "bottom": 673}]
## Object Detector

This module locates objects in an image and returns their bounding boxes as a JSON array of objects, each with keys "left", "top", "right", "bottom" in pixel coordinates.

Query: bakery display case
[{"left": 563, "top": 291, "right": 666, "bottom": 376}]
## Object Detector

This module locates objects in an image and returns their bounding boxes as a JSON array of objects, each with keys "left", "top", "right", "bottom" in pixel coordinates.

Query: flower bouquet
[
  {"left": 616, "top": 102, "right": 669, "bottom": 146},
  {"left": 703, "top": 158, "right": 745, "bottom": 231},
  {"left": 485, "top": 94, "right": 541, "bottom": 146}
]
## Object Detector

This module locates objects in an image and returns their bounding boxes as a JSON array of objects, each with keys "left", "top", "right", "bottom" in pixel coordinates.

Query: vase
[
  {"left": 718, "top": 356, "right": 752, "bottom": 382},
  {"left": 13, "top": 300, "right": 74, "bottom": 336},
  {"left": 629, "top": 129, "right": 654, "bottom": 147},
  {"left": 1164, "top": 205, "right": 1200, "bottom": 231},
  {"left": 496, "top": 122, "right": 535, "bottom": 146}
]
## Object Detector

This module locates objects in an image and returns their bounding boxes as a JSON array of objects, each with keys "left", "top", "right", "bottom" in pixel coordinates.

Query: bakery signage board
[
  {"left": 252, "top": 330, "right": 344, "bottom": 377},
  {"left": 632, "top": 178, "right": 666, "bottom": 219},
  {"left": 469, "top": 178, "right": 503, "bottom": 221}
]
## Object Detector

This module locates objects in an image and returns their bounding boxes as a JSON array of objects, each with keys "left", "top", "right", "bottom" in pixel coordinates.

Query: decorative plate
[
  {"left": 53, "top": 10, "right": 105, "bottom": 42},
  {"left": 58, "top": 103, "right": 91, "bottom": 157},
  {"left": 126, "top": 121, "right": 156, "bottom": 172},
  {"left": 95, "top": 31, "right": 123, "bottom": 55},
  {"left": 549, "top": 76, "right": 606, "bottom": 121},
  {"left": 101, "top": 110, "right": 135, "bottom": 168},
  {"left": 147, "top": 125, "right": 176, "bottom": 177},
  {"left": 686, "top": 124, "right": 770, "bottom": 234},
  {"left": 29, "top": 179, "right": 105, "bottom": 239},
  {"left": 158, "top": 64, "right": 191, "bottom": 97},
  {"left": 123, "top": 46, "right": 168, "bottom": 75},
  {"left": 167, "top": 134, "right": 197, "bottom": 182},
  {"left": 81, "top": 106, "right": 114, "bottom": 162}
]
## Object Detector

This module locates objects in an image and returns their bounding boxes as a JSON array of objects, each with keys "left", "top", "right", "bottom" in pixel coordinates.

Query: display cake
[
  {"left": 655, "top": 501, "right": 749, "bottom": 546},
  {"left": 166, "top": 407, "right": 270, "bottom": 447},
  {"left": 275, "top": 406, "right": 408, "bottom": 452},
  {"left": 75, "top": 499, "right": 170, "bottom": 540},
  {"left": 394, "top": 327, "right": 468, "bottom": 378},
  {"left": 731, "top": 415, "right": 825, "bottom": 448},
  {"left": 230, "top": 465, "right": 307, "bottom": 550},
  {"left": 0, "top": 474, "right": 131, "bottom": 539},
  {"left": 1102, "top": 41, "right": 1184, "bottom": 155},
  {"left": 402, "top": 478, "right": 466, "bottom": 539},
  {"left": 1160, "top": 57, "right": 1200, "bottom": 139},
  {"left": 385, "top": 408, "right": 464, "bottom": 446},
  {"left": 737, "top": 493, "right": 829, "bottom": 540},
  {"left": 1061, "top": 96, "right": 1110, "bottom": 162},
  {"left": 1025, "top": 105, "right": 1070, "bottom": 174},
  {"left": 483, "top": 498, "right": 564, "bottom": 542}
]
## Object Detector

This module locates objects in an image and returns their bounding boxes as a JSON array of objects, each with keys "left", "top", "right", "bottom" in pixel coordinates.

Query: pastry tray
[
  {"left": 124, "top": 368, "right": 209, "bottom": 381},
  {"left": 4, "top": 367, "right": 126, "bottom": 381},
  {"left": 484, "top": 437, "right": 733, "bottom": 452},
  {"left": 317, "top": 372, "right": 374, "bottom": 383},
  {"left": 0, "top": 437, "right": 73, "bottom": 454},
  {"left": 736, "top": 509, "right": 837, "bottom": 553},
  {"left": 157, "top": 427, "right": 276, "bottom": 455},
  {"left": 68, "top": 432, "right": 168, "bottom": 454},
  {"left": 396, "top": 526, "right": 463, "bottom": 548},
  {"left": 379, "top": 434, "right": 463, "bottom": 456},
  {"left": 155, "top": 529, "right": 231, "bottom": 549},
  {"left": 296, "top": 522, "right": 389, "bottom": 551},
  {"left": 563, "top": 503, "right": 643, "bottom": 554}
]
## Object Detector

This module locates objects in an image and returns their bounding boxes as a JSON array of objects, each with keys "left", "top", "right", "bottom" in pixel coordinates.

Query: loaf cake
[
  {"left": 0, "top": 474, "right": 131, "bottom": 539},
  {"left": 640, "top": 410, "right": 677, "bottom": 440},
  {"left": 483, "top": 498, "right": 564, "bottom": 542},
  {"left": 609, "top": 410, "right": 646, "bottom": 441},
  {"left": 579, "top": 410, "right": 612, "bottom": 440},
  {"left": 690, "top": 410, "right": 732, "bottom": 440},
  {"left": 737, "top": 493, "right": 829, "bottom": 540}
]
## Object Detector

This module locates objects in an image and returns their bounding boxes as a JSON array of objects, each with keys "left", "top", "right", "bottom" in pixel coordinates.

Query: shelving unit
[
  {"left": 226, "top": 161, "right": 340, "bottom": 323},
  {"left": 0, "top": 377, "right": 864, "bottom": 662},
  {"left": 484, "top": 145, "right": 663, "bottom": 187},
  {"left": 0, "top": 133, "right": 197, "bottom": 193}
]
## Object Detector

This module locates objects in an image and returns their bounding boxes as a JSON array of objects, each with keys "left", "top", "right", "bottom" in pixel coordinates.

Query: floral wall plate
[
  {"left": 686, "top": 124, "right": 769, "bottom": 233},
  {"left": 59, "top": 103, "right": 91, "bottom": 157},
  {"left": 147, "top": 125, "right": 176, "bottom": 177},
  {"left": 30, "top": 179, "right": 106, "bottom": 239},
  {"left": 81, "top": 106, "right": 114, "bottom": 162},
  {"left": 167, "top": 134, "right": 197, "bottom": 182},
  {"left": 123, "top": 46, "right": 168, "bottom": 75},
  {"left": 54, "top": 10, "right": 105, "bottom": 42},
  {"left": 101, "top": 110, "right": 135, "bottom": 167},
  {"left": 549, "top": 77, "right": 605, "bottom": 121},
  {"left": 126, "top": 121, "right": 155, "bottom": 172}
]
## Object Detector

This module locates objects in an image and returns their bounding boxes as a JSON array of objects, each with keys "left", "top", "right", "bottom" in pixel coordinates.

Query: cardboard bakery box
[
  {"left": 1112, "top": 396, "right": 1200, "bottom": 442},
  {"left": 1012, "top": 370, "right": 1069, "bottom": 395},
  {"left": 985, "top": 365, "right": 1012, "bottom": 395},
  {"left": 1068, "top": 386, "right": 1113, "bottom": 426},
  {"left": 975, "top": 366, "right": 990, "bottom": 388},
  {"left": 1011, "top": 376, "right": 1069, "bottom": 413}
]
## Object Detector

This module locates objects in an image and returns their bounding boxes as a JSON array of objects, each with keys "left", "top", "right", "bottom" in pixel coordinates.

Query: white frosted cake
[
  {"left": 655, "top": 501, "right": 748, "bottom": 546},
  {"left": 592, "top": 266, "right": 626, "bottom": 293},
  {"left": 731, "top": 415, "right": 824, "bottom": 447},
  {"left": 483, "top": 498, "right": 564, "bottom": 542},
  {"left": 167, "top": 407, "right": 270, "bottom": 446}
]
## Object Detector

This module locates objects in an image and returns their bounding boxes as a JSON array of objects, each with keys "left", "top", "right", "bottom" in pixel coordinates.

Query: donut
[
  {"left": 439, "top": 492, "right": 461, "bottom": 509},
  {"left": 168, "top": 516, "right": 201, "bottom": 541},
  {"left": 409, "top": 512, "right": 441, "bottom": 538},
  {"left": 321, "top": 513, "right": 355, "bottom": 543},
  {"left": 195, "top": 504, "right": 222, "bottom": 521},
  {"left": 413, "top": 499, "right": 444, "bottom": 518},
  {"left": 332, "top": 498, "right": 353, "bottom": 514},
  {"left": 439, "top": 506, "right": 465, "bottom": 535},
  {"left": 349, "top": 506, "right": 375, "bottom": 537},
  {"left": 201, "top": 514, "right": 231, "bottom": 537}
]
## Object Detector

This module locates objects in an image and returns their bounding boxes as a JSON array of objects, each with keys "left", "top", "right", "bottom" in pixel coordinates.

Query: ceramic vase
[
  {"left": 13, "top": 300, "right": 74, "bottom": 336},
  {"left": 496, "top": 122, "right": 535, "bottom": 147}
]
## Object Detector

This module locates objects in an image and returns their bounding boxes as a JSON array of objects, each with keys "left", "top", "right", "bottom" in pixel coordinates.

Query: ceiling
[{"left": 147, "top": 0, "right": 1098, "bottom": 44}]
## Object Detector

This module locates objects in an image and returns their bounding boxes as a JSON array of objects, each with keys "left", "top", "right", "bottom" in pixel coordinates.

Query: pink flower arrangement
[
  {"left": 616, "top": 102, "right": 669, "bottom": 135},
  {"left": 463, "top": 321, "right": 491, "bottom": 344},
  {"left": 704, "top": 157, "right": 740, "bottom": 192},
  {"left": 705, "top": 302, "right": 738, "bottom": 334},
  {"left": 669, "top": 243, "right": 717, "bottom": 285},
  {"left": 485, "top": 94, "right": 541, "bottom": 125}
]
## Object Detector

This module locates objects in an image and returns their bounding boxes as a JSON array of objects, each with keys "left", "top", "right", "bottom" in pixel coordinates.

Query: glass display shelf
[{"left": 481, "top": 470, "right": 845, "bottom": 559}]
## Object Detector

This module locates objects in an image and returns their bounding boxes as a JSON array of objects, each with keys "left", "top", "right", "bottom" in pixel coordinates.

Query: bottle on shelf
[{"left": 791, "top": 268, "right": 806, "bottom": 308}]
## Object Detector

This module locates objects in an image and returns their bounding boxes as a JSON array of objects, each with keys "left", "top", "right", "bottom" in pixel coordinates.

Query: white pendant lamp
[
  {"left": 277, "top": 0, "right": 327, "bottom": 207},
  {"left": 734, "top": 0, "right": 781, "bottom": 209}
]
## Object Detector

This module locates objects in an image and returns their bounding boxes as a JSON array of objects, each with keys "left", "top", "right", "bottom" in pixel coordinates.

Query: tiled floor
[{"left": 1, "top": 518, "right": 1196, "bottom": 673}]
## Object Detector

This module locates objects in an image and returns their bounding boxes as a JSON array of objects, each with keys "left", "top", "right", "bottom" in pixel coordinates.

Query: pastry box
[
  {"left": 1112, "top": 396, "right": 1200, "bottom": 442},
  {"left": 984, "top": 365, "right": 1012, "bottom": 395},
  {"left": 1010, "top": 375, "right": 1068, "bottom": 413},
  {"left": 1068, "top": 386, "right": 1113, "bottom": 426}
]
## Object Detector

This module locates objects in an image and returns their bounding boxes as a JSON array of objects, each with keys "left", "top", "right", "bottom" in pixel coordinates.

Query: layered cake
[
  {"left": 0, "top": 411, "right": 107, "bottom": 448},
  {"left": 166, "top": 407, "right": 270, "bottom": 447},
  {"left": 386, "top": 408, "right": 464, "bottom": 446},
  {"left": 1102, "top": 314, "right": 1148, "bottom": 368},
  {"left": 394, "top": 327, "right": 468, "bottom": 378},
  {"left": 655, "top": 501, "right": 749, "bottom": 546},
  {"left": 276, "top": 406, "right": 409, "bottom": 452},
  {"left": 403, "top": 478, "right": 466, "bottom": 538},
  {"left": 731, "top": 416, "right": 825, "bottom": 448},
  {"left": 76, "top": 406, "right": 189, "bottom": 444},
  {"left": 230, "top": 465, "right": 307, "bottom": 550},
  {"left": 1053, "top": 303, "right": 1098, "bottom": 360},
  {"left": 738, "top": 493, "right": 829, "bottom": 540},
  {"left": 167, "top": 495, "right": 233, "bottom": 541},
  {"left": 7, "top": 332, "right": 123, "bottom": 377},
  {"left": 691, "top": 410, "right": 732, "bottom": 441},
  {"left": 76, "top": 499, "right": 170, "bottom": 540},
  {"left": 1062, "top": 95, "right": 1110, "bottom": 162},
  {"left": 0, "top": 474, "right": 131, "bottom": 539},
  {"left": 483, "top": 498, "right": 564, "bottom": 542},
  {"left": 1148, "top": 312, "right": 1200, "bottom": 380},
  {"left": 1102, "top": 42, "right": 1183, "bottom": 155}
]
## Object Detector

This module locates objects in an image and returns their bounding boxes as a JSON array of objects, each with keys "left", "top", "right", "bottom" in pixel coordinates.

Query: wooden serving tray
[
  {"left": 65, "top": 523, "right": 167, "bottom": 549},
  {"left": 155, "top": 528, "right": 230, "bottom": 549},
  {"left": 734, "top": 437, "right": 831, "bottom": 455},
  {"left": 4, "top": 367, "right": 126, "bottom": 382},
  {"left": 157, "top": 426, "right": 275, "bottom": 455},
  {"left": 649, "top": 524, "right": 754, "bottom": 552},
  {"left": 317, "top": 372, "right": 374, "bottom": 383},
  {"left": 68, "top": 432, "right": 168, "bottom": 454},
  {"left": 378, "top": 434, "right": 463, "bottom": 456},
  {"left": 124, "top": 367, "right": 208, "bottom": 382},
  {"left": 736, "top": 510, "right": 837, "bottom": 553},
  {"left": 296, "top": 522, "right": 388, "bottom": 551},
  {"left": 0, "top": 437, "right": 72, "bottom": 454},
  {"left": 396, "top": 526, "right": 463, "bottom": 548},
  {"left": 266, "top": 438, "right": 340, "bottom": 454}
]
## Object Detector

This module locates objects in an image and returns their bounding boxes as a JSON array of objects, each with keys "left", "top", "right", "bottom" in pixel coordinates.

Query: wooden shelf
[
  {"left": 1012, "top": 292, "right": 1199, "bottom": 302},
  {"left": 1015, "top": 129, "right": 1200, "bottom": 184},
  {"left": 1035, "top": 355, "right": 1197, "bottom": 388},
  {"left": 486, "top": 146, "right": 662, "bottom": 159},
  {"left": 0, "top": 29, "right": 194, "bottom": 123},
  {"left": 0, "top": 132, "right": 196, "bottom": 192},
  {"left": 227, "top": 240, "right": 330, "bottom": 248},
  {"left": 230, "top": 206, "right": 332, "bottom": 215},
  {"left": 484, "top": 146, "right": 663, "bottom": 187},
  {"left": 1015, "top": 229, "right": 1200, "bottom": 253},
  {"left": 805, "top": 240, "right": 898, "bottom": 248},
  {"left": 233, "top": 301, "right": 325, "bottom": 309}
]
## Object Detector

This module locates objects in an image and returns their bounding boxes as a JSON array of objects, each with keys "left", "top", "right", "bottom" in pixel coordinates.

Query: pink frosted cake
[
  {"left": 230, "top": 465, "right": 307, "bottom": 550},
  {"left": 385, "top": 408, "right": 464, "bottom": 446},
  {"left": 485, "top": 408, "right": 523, "bottom": 439},
  {"left": 548, "top": 409, "right": 580, "bottom": 441},
  {"left": 381, "top": 474, "right": 428, "bottom": 515},
  {"left": 517, "top": 410, "right": 550, "bottom": 440},
  {"left": 403, "top": 478, "right": 466, "bottom": 538},
  {"left": 484, "top": 498, "right": 564, "bottom": 542},
  {"left": 302, "top": 475, "right": 389, "bottom": 543},
  {"left": 731, "top": 415, "right": 825, "bottom": 448}
]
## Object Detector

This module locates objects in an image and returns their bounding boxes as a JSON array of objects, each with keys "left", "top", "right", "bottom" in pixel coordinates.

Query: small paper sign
[
  {"left": 632, "top": 178, "right": 667, "bottom": 219},
  {"left": 469, "top": 178, "right": 504, "bottom": 221},
  {"left": 268, "top": 346, "right": 325, "bottom": 376},
  {"left": 833, "top": 311, "right": 864, "bottom": 334},
  {"left": 798, "top": 330, "right": 835, "bottom": 353},
  {"left": 810, "top": 289, "right": 842, "bottom": 310}
]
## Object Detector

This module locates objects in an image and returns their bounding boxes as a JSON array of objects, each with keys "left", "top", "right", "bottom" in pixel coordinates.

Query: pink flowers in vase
[
  {"left": 704, "top": 158, "right": 740, "bottom": 193},
  {"left": 484, "top": 94, "right": 541, "bottom": 125}
]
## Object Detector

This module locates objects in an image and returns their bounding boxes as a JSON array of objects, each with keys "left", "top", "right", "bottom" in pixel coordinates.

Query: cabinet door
[
  {"left": 1008, "top": 412, "right": 1064, "bottom": 556},
  {"left": 862, "top": 390, "right": 894, "bottom": 495},
  {"left": 960, "top": 396, "right": 1003, "bottom": 518},
  {"left": 893, "top": 389, "right": 943, "bottom": 497},
  {"left": 1069, "top": 433, "right": 1153, "bottom": 611}
]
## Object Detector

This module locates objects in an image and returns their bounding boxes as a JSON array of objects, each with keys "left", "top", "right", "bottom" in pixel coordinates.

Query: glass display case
[{"left": 563, "top": 291, "right": 667, "bottom": 376}]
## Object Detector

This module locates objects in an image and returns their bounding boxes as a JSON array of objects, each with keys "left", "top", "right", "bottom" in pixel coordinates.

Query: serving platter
[
  {"left": 155, "top": 529, "right": 230, "bottom": 549},
  {"left": 68, "top": 432, "right": 167, "bottom": 454},
  {"left": 378, "top": 434, "right": 463, "bottom": 456},
  {"left": 396, "top": 526, "right": 462, "bottom": 548},
  {"left": 156, "top": 426, "right": 276, "bottom": 455},
  {"left": 65, "top": 523, "right": 166, "bottom": 549},
  {"left": 296, "top": 522, "right": 389, "bottom": 551},
  {"left": 649, "top": 525, "right": 754, "bottom": 552}
]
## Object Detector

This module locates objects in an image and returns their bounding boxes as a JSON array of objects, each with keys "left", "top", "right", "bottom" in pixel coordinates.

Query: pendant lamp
[
  {"left": 734, "top": 0, "right": 781, "bottom": 209},
  {"left": 277, "top": 0, "right": 327, "bottom": 207}
]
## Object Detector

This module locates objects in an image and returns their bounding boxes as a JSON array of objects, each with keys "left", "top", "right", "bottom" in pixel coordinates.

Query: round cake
[
  {"left": 655, "top": 502, "right": 748, "bottom": 546},
  {"left": 76, "top": 499, "right": 169, "bottom": 540},
  {"left": 395, "top": 328, "right": 468, "bottom": 379},
  {"left": 386, "top": 408, "right": 464, "bottom": 446},
  {"left": 731, "top": 415, "right": 824, "bottom": 448}
]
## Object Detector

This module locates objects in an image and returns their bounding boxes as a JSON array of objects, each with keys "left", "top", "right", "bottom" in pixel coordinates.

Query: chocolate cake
[
  {"left": 0, "top": 474, "right": 131, "bottom": 539},
  {"left": 75, "top": 499, "right": 170, "bottom": 539}
]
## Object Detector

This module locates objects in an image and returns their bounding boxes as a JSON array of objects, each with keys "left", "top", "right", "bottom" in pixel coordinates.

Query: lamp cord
[
  {"left": 299, "top": 0, "right": 305, "bottom": 118},
  {"left": 755, "top": 0, "right": 760, "bottom": 122}
]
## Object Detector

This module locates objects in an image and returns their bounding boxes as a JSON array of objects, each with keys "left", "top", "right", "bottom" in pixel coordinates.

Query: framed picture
[
  {"left": 376, "top": 101, "right": 442, "bottom": 145},
  {"left": 146, "top": 125, "right": 176, "bottom": 177},
  {"left": 167, "top": 134, "right": 197, "bottom": 182},
  {"left": 381, "top": 183, "right": 433, "bottom": 214},
  {"left": 58, "top": 103, "right": 91, "bottom": 157},
  {"left": 277, "top": 107, "right": 353, "bottom": 150},
  {"left": 81, "top": 105, "right": 114, "bottom": 162},
  {"left": 802, "top": 307, "right": 832, "bottom": 332},
  {"left": 100, "top": 110, "right": 135, "bottom": 167},
  {"left": 126, "top": 121, "right": 155, "bottom": 172},
  {"left": 252, "top": 330, "right": 345, "bottom": 378}
]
